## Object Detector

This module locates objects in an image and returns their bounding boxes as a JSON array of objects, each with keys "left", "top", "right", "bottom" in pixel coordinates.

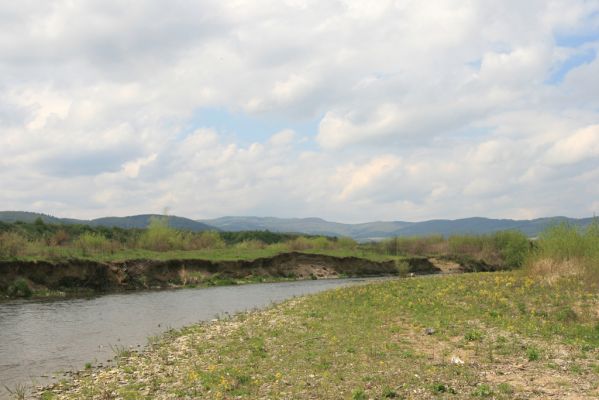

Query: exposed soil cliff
[{"left": 0, "top": 252, "right": 445, "bottom": 297}]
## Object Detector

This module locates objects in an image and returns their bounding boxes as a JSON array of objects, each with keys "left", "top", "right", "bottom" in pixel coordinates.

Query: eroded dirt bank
[{"left": 0, "top": 253, "right": 449, "bottom": 297}]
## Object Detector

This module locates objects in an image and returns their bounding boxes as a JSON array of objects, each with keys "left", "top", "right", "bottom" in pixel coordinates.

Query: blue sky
[
  {"left": 1, "top": 1, "right": 599, "bottom": 222},
  {"left": 186, "top": 107, "right": 320, "bottom": 149}
]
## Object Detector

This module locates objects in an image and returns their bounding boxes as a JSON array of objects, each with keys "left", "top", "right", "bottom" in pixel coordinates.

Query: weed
[
  {"left": 382, "top": 387, "right": 398, "bottom": 398},
  {"left": 40, "top": 392, "right": 56, "bottom": 400},
  {"left": 352, "top": 389, "right": 367, "bottom": 400},
  {"left": 464, "top": 329, "right": 484, "bottom": 342},
  {"left": 109, "top": 344, "right": 132, "bottom": 359},
  {"left": 527, "top": 347, "right": 541, "bottom": 361},
  {"left": 432, "top": 383, "right": 447, "bottom": 393},
  {"left": 555, "top": 307, "right": 578, "bottom": 322},
  {"left": 570, "top": 363, "right": 583, "bottom": 374},
  {"left": 497, "top": 382, "right": 513, "bottom": 394},
  {"left": 4, "top": 383, "right": 27, "bottom": 400},
  {"left": 472, "top": 383, "right": 493, "bottom": 397}
]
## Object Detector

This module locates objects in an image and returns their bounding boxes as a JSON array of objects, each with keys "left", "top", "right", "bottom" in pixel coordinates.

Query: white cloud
[
  {"left": 337, "top": 155, "right": 401, "bottom": 200},
  {"left": 544, "top": 125, "right": 599, "bottom": 165},
  {"left": 268, "top": 129, "right": 296, "bottom": 147},
  {"left": 0, "top": 0, "right": 598, "bottom": 221}
]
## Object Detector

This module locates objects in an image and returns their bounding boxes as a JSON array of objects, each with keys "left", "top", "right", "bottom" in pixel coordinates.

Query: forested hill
[
  {"left": 0, "top": 211, "right": 215, "bottom": 232},
  {"left": 200, "top": 216, "right": 595, "bottom": 240},
  {"left": 1, "top": 211, "right": 594, "bottom": 239}
]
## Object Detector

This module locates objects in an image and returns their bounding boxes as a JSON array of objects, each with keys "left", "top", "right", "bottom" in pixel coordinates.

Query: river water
[{"left": 0, "top": 278, "right": 372, "bottom": 396}]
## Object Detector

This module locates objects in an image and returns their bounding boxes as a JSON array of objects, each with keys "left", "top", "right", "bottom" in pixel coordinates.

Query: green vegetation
[
  {"left": 44, "top": 268, "right": 599, "bottom": 399},
  {"left": 0, "top": 218, "right": 535, "bottom": 270},
  {"left": 3, "top": 383, "right": 26, "bottom": 400},
  {"left": 527, "top": 221, "right": 599, "bottom": 286},
  {"left": 0, "top": 218, "right": 371, "bottom": 262},
  {"left": 370, "top": 230, "right": 530, "bottom": 268},
  {"left": 6, "top": 278, "right": 32, "bottom": 298},
  {"left": 23, "top": 220, "right": 599, "bottom": 398}
]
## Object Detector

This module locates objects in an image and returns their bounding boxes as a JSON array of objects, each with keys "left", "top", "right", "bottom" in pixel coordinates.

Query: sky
[{"left": 1, "top": 1, "right": 599, "bottom": 223}]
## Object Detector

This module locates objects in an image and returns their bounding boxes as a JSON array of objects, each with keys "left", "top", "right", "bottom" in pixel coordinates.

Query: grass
[
  {"left": 4, "top": 383, "right": 26, "bottom": 400},
  {"left": 43, "top": 269, "right": 599, "bottom": 399}
]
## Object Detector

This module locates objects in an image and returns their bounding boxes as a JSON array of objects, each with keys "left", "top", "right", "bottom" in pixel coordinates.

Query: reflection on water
[{"left": 0, "top": 278, "right": 370, "bottom": 395}]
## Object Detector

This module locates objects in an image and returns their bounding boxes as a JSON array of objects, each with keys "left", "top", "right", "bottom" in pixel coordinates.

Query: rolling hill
[
  {"left": 0, "top": 211, "right": 215, "bottom": 232},
  {"left": 1, "top": 211, "right": 594, "bottom": 239},
  {"left": 200, "top": 215, "right": 596, "bottom": 240}
]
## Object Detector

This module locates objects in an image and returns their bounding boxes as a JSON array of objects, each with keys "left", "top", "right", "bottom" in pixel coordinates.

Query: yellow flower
[{"left": 187, "top": 371, "right": 199, "bottom": 382}]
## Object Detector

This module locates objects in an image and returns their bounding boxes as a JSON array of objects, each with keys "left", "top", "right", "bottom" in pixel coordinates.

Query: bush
[
  {"left": 188, "top": 231, "right": 226, "bottom": 250},
  {"left": 309, "top": 236, "right": 332, "bottom": 250},
  {"left": 137, "top": 216, "right": 189, "bottom": 251},
  {"left": 493, "top": 231, "right": 530, "bottom": 268},
  {"left": 0, "top": 232, "right": 28, "bottom": 258},
  {"left": 395, "top": 260, "right": 410, "bottom": 276},
  {"left": 285, "top": 236, "right": 312, "bottom": 251},
  {"left": 337, "top": 236, "right": 358, "bottom": 250},
  {"left": 448, "top": 231, "right": 529, "bottom": 267},
  {"left": 74, "top": 232, "right": 116, "bottom": 255},
  {"left": 527, "top": 221, "right": 599, "bottom": 286},
  {"left": 48, "top": 229, "right": 70, "bottom": 246},
  {"left": 377, "top": 235, "right": 446, "bottom": 256},
  {"left": 8, "top": 278, "right": 33, "bottom": 297}
]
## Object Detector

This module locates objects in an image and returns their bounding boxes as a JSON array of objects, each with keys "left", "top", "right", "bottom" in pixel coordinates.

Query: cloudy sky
[{"left": 1, "top": 1, "right": 599, "bottom": 222}]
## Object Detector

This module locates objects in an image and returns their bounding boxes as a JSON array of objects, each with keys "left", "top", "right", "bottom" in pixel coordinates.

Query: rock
[{"left": 450, "top": 356, "right": 464, "bottom": 365}]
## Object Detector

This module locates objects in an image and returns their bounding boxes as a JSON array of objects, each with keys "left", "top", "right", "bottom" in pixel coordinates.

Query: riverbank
[
  {"left": 38, "top": 270, "right": 599, "bottom": 399},
  {"left": 0, "top": 252, "right": 482, "bottom": 299}
]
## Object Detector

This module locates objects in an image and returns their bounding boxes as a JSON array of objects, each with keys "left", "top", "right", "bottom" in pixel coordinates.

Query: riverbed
[{"left": 0, "top": 278, "right": 373, "bottom": 397}]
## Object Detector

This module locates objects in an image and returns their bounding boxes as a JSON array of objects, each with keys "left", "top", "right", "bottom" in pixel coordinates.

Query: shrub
[
  {"left": 48, "top": 229, "right": 70, "bottom": 246},
  {"left": 527, "top": 221, "right": 599, "bottom": 286},
  {"left": 395, "top": 260, "right": 410, "bottom": 276},
  {"left": 448, "top": 231, "right": 529, "bottom": 267},
  {"left": 396, "top": 235, "right": 445, "bottom": 256},
  {"left": 74, "top": 232, "right": 115, "bottom": 255},
  {"left": 337, "top": 236, "right": 358, "bottom": 250},
  {"left": 309, "top": 236, "right": 332, "bottom": 250},
  {"left": 285, "top": 236, "right": 312, "bottom": 251},
  {"left": 493, "top": 231, "right": 530, "bottom": 268},
  {"left": 189, "top": 231, "right": 226, "bottom": 250},
  {"left": 449, "top": 235, "right": 493, "bottom": 260},
  {"left": 137, "top": 216, "right": 189, "bottom": 251},
  {"left": 0, "top": 232, "right": 28, "bottom": 258},
  {"left": 8, "top": 278, "right": 33, "bottom": 297}
]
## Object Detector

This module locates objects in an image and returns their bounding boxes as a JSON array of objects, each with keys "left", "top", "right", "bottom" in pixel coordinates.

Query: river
[{"left": 0, "top": 278, "right": 373, "bottom": 397}]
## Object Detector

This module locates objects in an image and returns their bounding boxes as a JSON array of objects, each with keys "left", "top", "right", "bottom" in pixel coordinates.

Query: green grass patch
[{"left": 47, "top": 270, "right": 599, "bottom": 399}]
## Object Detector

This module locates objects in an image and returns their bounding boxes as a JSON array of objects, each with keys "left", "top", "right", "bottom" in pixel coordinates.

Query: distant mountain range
[
  {"left": 0, "top": 211, "right": 214, "bottom": 232},
  {"left": 201, "top": 216, "right": 595, "bottom": 240},
  {"left": 1, "top": 211, "right": 594, "bottom": 240}
]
